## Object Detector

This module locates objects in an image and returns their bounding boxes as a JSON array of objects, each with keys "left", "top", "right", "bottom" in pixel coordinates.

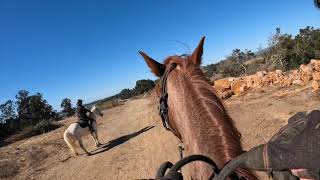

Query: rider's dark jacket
[
  {"left": 77, "top": 104, "right": 91, "bottom": 121},
  {"left": 76, "top": 105, "right": 93, "bottom": 130}
]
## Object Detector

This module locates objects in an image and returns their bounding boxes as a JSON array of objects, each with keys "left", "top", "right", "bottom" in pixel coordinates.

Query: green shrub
[
  {"left": 118, "top": 88, "right": 135, "bottom": 99},
  {"left": 134, "top": 79, "right": 155, "bottom": 95},
  {"left": 33, "top": 119, "right": 61, "bottom": 134},
  {"left": 203, "top": 26, "right": 320, "bottom": 79}
]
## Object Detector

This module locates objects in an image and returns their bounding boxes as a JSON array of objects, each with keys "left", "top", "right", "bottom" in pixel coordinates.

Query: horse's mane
[{"left": 160, "top": 55, "right": 257, "bottom": 179}]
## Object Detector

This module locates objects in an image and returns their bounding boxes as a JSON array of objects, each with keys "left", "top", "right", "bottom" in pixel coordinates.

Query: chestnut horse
[{"left": 139, "top": 37, "right": 258, "bottom": 179}]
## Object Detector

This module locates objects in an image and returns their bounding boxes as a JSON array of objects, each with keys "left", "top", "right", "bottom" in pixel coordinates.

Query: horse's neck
[
  {"left": 169, "top": 91, "right": 223, "bottom": 164},
  {"left": 89, "top": 113, "right": 96, "bottom": 120},
  {"left": 167, "top": 74, "right": 242, "bottom": 169}
]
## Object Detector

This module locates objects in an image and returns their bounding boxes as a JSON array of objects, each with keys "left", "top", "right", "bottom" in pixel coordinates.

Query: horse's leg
[
  {"left": 63, "top": 131, "right": 78, "bottom": 156},
  {"left": 91, "top": 124, "right": 101, "bottom": 146},
  {"left": 78, "top": 138, "right": 91, "bottom": 155},
  {"left": 94, "top": 131, "right": 101, "bottom": 146},
  {"left": 92, "top": 128, "right": 101, "bottom": 146},
  {"left": 91, "top": 132, "right": 99, "bottom": 147}
]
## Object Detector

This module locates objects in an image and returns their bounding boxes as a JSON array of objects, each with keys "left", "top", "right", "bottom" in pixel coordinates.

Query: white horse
[{"left": 63, "top": 105, "right": 103, "bottom": 156}]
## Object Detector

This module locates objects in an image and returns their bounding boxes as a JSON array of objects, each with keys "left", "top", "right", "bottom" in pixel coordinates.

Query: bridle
[{"left": 159, "top": 63, "right": 177, "bottom": 131}]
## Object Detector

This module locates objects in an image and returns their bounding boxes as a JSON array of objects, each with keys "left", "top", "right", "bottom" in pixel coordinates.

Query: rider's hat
[{"left": 77, "top": 99, "right": 83, "bottom": 106}]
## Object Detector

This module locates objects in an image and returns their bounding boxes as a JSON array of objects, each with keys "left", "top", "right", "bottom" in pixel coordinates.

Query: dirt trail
[
  {"left": 0, "top": 85, "right": 319, "bottom": 180},
  {"left": 0, "top": 97, "right": 181, "bottom": 180}
]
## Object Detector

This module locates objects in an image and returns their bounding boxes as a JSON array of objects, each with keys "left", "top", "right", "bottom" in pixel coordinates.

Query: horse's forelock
[{"left": 163, "top": 55, "right": 191, "bottom": 67}]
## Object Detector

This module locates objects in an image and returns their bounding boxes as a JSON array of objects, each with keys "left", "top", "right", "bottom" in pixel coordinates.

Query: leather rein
[{"left": 159, "top": 63, "right": 177, "bottom": 131}]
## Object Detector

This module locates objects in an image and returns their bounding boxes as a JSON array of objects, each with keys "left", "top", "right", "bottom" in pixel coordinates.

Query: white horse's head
[{"left": 91, "top": 105, "right": 104, "bottom": 117}]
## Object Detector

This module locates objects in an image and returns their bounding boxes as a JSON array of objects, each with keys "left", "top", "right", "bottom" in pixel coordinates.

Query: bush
[
  {"left": 33, "top": 119, "right": 61, "bottom": 134},
  {"left": 203, "top": 26, "right": 320, "bottom": 79},
  {"left": 134, "top": 79, "right": 155, "bottom": 95},
  {"left": 118, "top": 88, "right": 135, "bottom": 99},
  {"left": 60, "top": 98, "right": 75, "bottom": 117},
  {"left": 203, "top": 63, "right": 218, "bottom": 77},
  {"left": 98, "top": 99, "right": 120, "bottom": 110}
]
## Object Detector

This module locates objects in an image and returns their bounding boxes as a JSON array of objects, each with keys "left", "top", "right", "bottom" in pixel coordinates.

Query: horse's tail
[{"left": 63, "top": 129, "right": 76, "bottom": 154}]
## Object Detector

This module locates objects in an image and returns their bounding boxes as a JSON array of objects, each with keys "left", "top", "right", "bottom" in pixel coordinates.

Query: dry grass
[
  {"left": 0, "top": 121, "right": 62, "bottom": 147},
  {"left": 98, "top": 99, "right": 123, "bottom": 110}
]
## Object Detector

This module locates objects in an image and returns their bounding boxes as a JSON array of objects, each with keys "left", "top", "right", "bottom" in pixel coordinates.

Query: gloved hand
[{"left": 215, "top": 110, "right": 320, "bottom": 180}]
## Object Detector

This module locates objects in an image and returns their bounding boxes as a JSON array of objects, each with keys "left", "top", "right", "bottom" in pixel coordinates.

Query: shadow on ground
[{"left": 90, "top": 125, "right": 155, "bottom": 155}]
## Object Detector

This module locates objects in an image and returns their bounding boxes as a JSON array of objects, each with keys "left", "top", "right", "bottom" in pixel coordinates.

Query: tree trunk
[
  {"left": 300, "top": 64, "right": 313, "bottom": 74},
  {"left": 221, "top": 90, "right": 234, "bottom": 99},
  {"left": 310, "top": 59, "right": 320, "bottom": 71},
  {"left": 231, "top": 81, "right": 246, "bottom": 96},
  {"left": 214, "top": 79, "right": 232, "bottom": 92},
  {"left": 312, "top": 80, "right": 320, "bottom": 92},
  {"left": 292, "top": 79, "right": 305, "bottom": 86},
  {"left": 312, "top": 71, "right": 320, "bottom": 81},
  {"left": 300, "top": 73, "right": 312, "bottom": 84}
]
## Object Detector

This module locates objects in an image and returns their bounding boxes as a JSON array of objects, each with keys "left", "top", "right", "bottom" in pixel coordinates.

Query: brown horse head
[{"left": 139, "top": 37, "right": 257, "bottom": 180}]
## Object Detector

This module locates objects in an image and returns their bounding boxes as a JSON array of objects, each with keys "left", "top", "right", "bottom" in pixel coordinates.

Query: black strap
[
  {"left": 159, "top": 92, "right": 170, "bottom": 130},
  {"left": 159, "top": 63, "right": 177, "bottom": 131}
]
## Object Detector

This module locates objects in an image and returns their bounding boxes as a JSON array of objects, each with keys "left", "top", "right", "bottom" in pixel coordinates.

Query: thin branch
[{"left": 168, "top": 40, "right": 191, "bottom": 55}]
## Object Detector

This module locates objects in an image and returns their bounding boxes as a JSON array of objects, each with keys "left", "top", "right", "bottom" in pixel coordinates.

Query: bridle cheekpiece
[{"left": 159, "top": 63, "right": 177, "bottom": 131}]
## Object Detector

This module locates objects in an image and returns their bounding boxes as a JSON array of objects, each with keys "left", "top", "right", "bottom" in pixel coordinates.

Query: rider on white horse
[
  {"left": 63, "top": 102, "right": 103, "bottom": 156},
  {"left": 76, "top": 99, "right": 94, "bottom": 133}
]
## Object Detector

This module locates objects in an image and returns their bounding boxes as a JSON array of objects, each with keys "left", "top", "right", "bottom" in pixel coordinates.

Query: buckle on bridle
[{"left": 159, "top": 93, "right": 170, "bottom": 130}]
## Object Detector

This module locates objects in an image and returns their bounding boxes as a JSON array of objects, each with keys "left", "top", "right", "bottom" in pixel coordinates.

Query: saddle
[
  {"left": 78, "top": 119, "right": 89, "bottom": 128},
  {"left": 78, "top": 118, "right": 94, "bottom": 130}
]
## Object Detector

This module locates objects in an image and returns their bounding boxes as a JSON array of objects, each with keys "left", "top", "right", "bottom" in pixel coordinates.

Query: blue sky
[{"left": 0, "top": 0, "right": 319, "bottom": 110}]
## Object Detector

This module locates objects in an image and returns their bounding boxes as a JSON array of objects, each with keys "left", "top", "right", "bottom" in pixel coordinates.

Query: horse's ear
[
  {"left": 190, "top": 36, "right": 205, "bottom": 66},
  {"left": 139, "top": 51, "right": 165, "bottom": 77}
]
